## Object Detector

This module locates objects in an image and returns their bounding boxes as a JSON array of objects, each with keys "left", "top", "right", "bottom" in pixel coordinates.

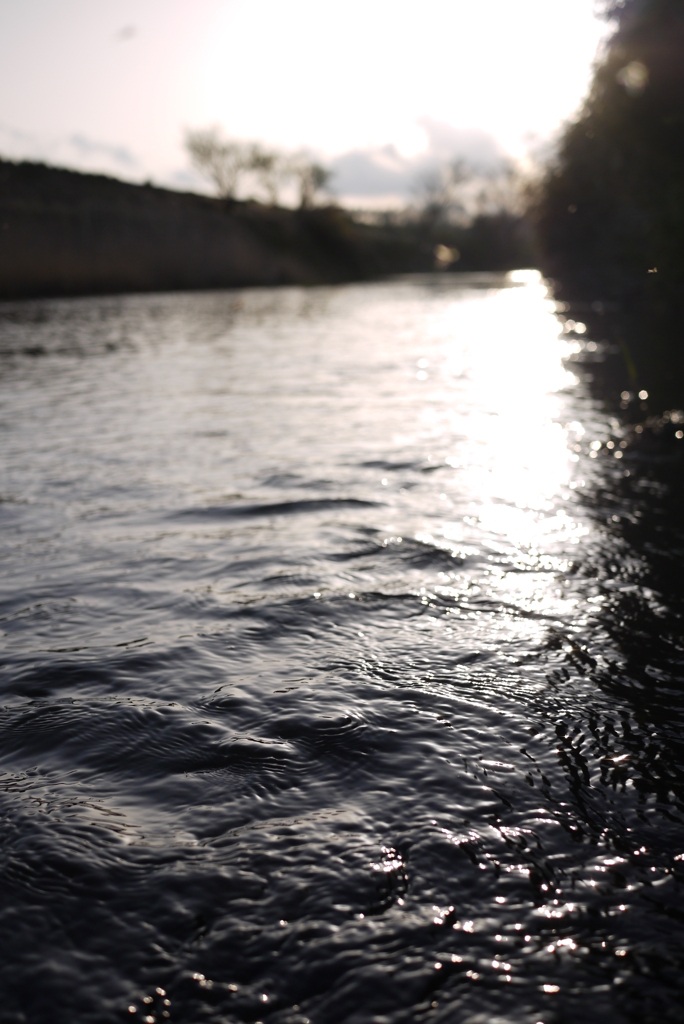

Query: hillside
[
  {"left": 0, "top": 160, "right": 534, "bottom": 300},
  {"left": 0, "top": 160, "right": 413, "bottom": 298}
]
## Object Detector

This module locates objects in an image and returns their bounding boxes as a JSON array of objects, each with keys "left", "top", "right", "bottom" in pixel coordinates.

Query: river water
[{"left": 2, "top": 273, "right": 684, "bottom": 1024}]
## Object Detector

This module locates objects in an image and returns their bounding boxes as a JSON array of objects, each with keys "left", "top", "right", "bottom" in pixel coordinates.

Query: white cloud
[
  {"left": 0, "top": 0, "right": 609, "bottom": 193},
  {"left": 68, "top": 134, "right": 138, "bottom": 167},
  {"left": 329, "top": 119, "right": 505, "bottom": 205},
  {"left": 0, "top": 122, "right": 141, "bottom": 178}
]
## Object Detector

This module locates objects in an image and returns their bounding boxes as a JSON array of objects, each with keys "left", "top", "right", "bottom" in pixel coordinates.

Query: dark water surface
[{"left": 2, "top": 274, "right": 684, "bottom": 1024}]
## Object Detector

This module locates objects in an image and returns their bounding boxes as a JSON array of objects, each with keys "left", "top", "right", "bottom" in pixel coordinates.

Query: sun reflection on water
[
  {"left": 422, "top": 272, "right": 586, "bottom": 557},
  {"left": 396, "top": 270, "right": 597, "bottom": 640}
]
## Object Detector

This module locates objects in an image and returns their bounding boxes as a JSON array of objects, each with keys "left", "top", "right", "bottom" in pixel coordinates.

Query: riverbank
[{"left": 0, "top": 160, "right": 534, "bottom": 299}]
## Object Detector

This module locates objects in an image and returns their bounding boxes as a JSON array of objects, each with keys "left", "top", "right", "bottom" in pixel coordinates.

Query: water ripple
[{"left": 2, "top": 277, "right": 684, "bottom": 1022}]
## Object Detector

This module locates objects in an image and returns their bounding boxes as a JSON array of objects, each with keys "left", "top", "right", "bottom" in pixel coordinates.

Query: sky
[{"left": 0, "top": 0, "right": 611, "bottom": 205}]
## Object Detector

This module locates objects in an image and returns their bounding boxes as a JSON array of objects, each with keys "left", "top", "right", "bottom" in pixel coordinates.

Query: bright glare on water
[{"left": 1, "top": 274, "right": 684, "bottom": 1024}]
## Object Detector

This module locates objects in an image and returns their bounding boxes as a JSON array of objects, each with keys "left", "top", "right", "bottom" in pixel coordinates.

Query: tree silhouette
[
  {"left": 534, "top": 0, "right": 684, "bottom": 303},
  {"left": 289, "top": 156, "right": 332, "bottom": 209},
  {"left": 185, "top": 129, "right": 251, "bottom": 199}
]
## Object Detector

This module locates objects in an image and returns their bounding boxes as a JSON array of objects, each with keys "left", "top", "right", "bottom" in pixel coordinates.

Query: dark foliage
[
  {"left": 533, "top": 0, "right": 684, "bottom": 410},
  {"left": 535, "top": 0, "right": 684, "bottom": 303}
]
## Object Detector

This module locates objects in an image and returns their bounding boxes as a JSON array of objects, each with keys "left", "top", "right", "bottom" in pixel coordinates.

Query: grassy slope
[{"left": 0, "top": 160, "right": 535, "bottom": 299}]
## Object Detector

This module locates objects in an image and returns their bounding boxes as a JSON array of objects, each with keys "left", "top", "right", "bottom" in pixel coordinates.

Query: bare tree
[
  {"left": 186, "top": 130, "right": 332, "bottom": 209},
  {"left": 474, "top": 159, "right": 526, "bottom": 217},
  {"left": 414, "top": 157, "right": 529, "bottom": 226},
  {"left": 414, "top": 159, "right": 471, "bottom": 228},
  {"left": 289, "top": 155, "right": 332, "bottom": 209},
  {"left": 185, "top": 128, "right": 251, "bottom": 199},
  {"left": 249, "top": 144, "right": 283, "bottom": 205}
]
